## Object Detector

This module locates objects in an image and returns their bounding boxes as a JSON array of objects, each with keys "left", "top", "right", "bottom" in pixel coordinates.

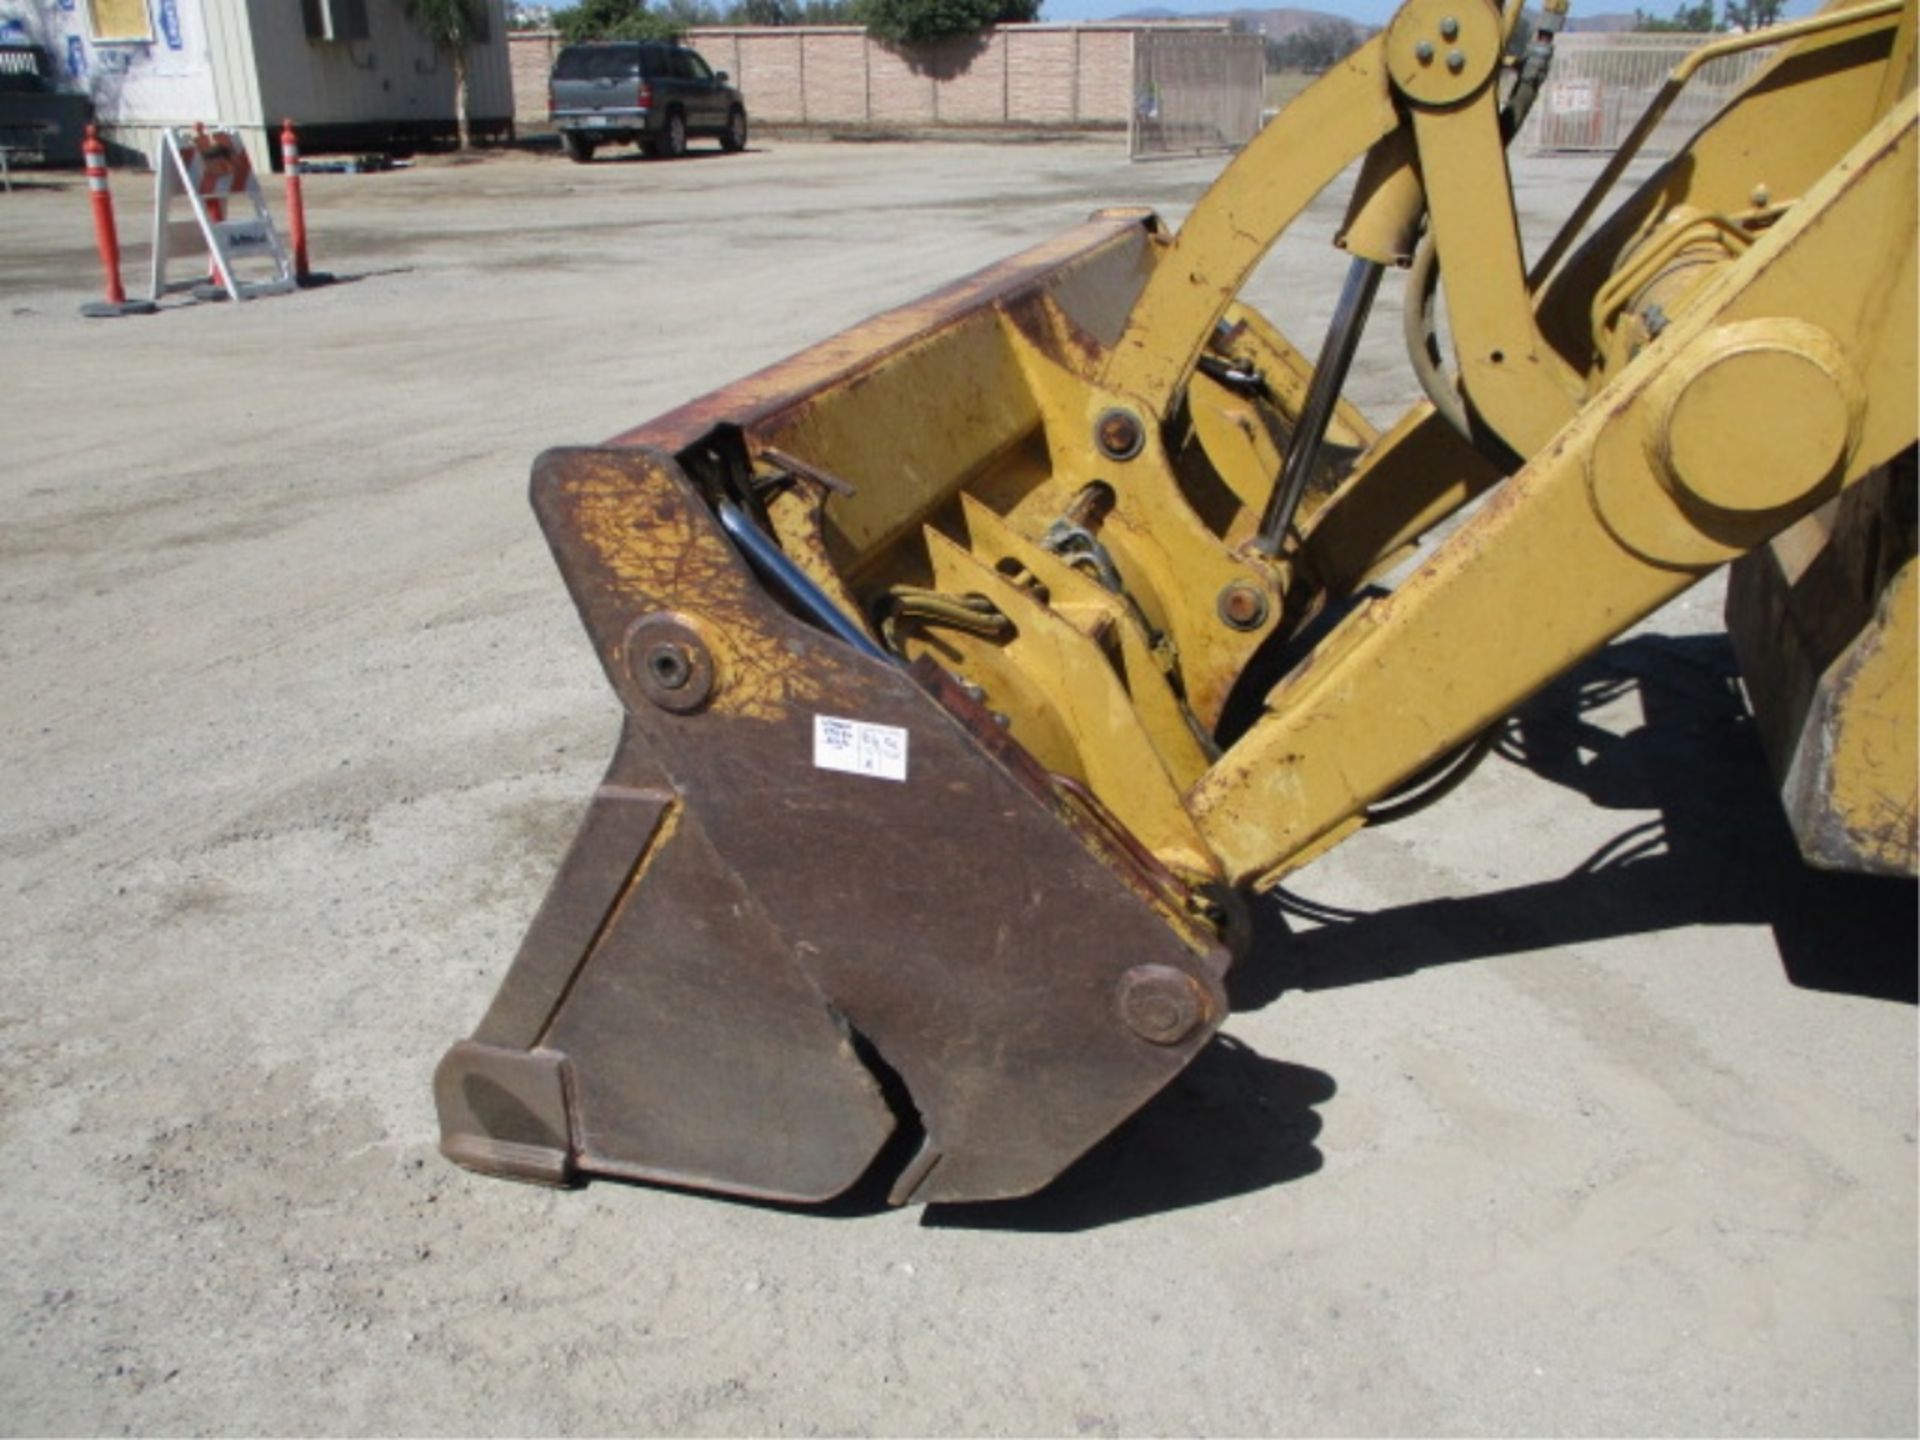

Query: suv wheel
[
  {"left": 561, "top": 131, "right": 595, "bottom": 164},
  {"left": 659, "top": 110, "right": 688, "bottom": 159},
  {"left": 721, "top": 107, "right": 747, "bottom": 153}
]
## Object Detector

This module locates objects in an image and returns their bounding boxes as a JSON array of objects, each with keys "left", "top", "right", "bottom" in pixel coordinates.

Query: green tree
[
  {"left": 1265, "top": 19, "right": 1362, "bottom": 71},
  {"left": 1633, "top": 0, "right": 1722, "bottom": 30},
  {"left": 402, "top": 0, "right": 490, "bottom": 148},
  {"left": 1722, "top": 0, "right": 1783, "bottom": 29},
  {"left": 662, "top": 0, "right": 721, "bottom": 25},
  {"left": 556, "top": 0, "right": 681, "bottom": 42},
  {"left": 727, "top": 0, "right": 793, "bottom": 22},
  {"left": 854, "top": 0, "right": 1038, "bottom": 46}
]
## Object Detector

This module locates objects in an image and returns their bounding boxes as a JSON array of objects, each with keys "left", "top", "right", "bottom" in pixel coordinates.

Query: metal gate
[
  {"left": 1519, "top": 33, "right": 1776, "bottom": 154},
  {"left": 1129, "top": 30, "right": 1266, "bottom": 161}
]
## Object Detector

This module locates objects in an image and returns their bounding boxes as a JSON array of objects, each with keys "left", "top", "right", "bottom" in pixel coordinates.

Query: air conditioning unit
[{"left": 301, "top": 0, "right": 369, "bottom": 43}]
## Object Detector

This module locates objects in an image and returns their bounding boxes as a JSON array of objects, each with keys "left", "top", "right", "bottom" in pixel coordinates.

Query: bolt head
[
  {"left": 645, "top": 643, "right": 692, "bottom": 690},
  {"left": 1094, "top": 407, "right": 1146, "bottom": 462},
  {"left": 1415, "top": 38, "right": 1436, "bottom": 61},
  {"left": 1439, "top": 15, "right": 1460, "bottom": 38},
  {"left": 1117, "top": 965, "right": 1212, "bottom": 1047},
  {"left": 625, "top": 614, "right": 716, "bottom": 713},
  {"left": 1216, "top": 580, "right": 1271, "bottom": 631},
  {"left": 1446, "top": 48, "right": 1466, "bottom": 71}
]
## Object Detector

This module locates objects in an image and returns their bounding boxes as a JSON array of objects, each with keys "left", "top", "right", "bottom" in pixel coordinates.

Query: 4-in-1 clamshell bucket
[
  {"left": 436, "top": 224, "right": 1238, "bottom": 1205},
  {"left": 438, "top": 0, "right": 1917, "bottom": 1206}
]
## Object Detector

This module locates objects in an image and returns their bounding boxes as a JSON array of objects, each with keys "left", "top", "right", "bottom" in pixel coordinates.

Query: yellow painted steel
[
  {"left": 1100, "top": 39, "right": 1400, "bottom": 412},
  {"left": 1411, "top": 90, "right": 1587, "bottom": 454},
  {"left": 1725, "top": 455, "right": 1918, "bottom": 874},
  {"left": 1806, "top": 558, "right": 1918, "bottom": 872},
  {"left": 1196, "top": 88, "right": 1916, "bottom": 884},
  {"left": 704, "top": 0, "right": 1916, "bottom": 899}
]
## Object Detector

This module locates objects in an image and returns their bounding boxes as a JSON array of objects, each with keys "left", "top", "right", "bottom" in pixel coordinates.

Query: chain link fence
[
  {"left": 1129, "top": 30, "right": 1265, "bottom": 161},
  {"left": 1518, "top": 33, "right": 1776, "bottom": 154}
]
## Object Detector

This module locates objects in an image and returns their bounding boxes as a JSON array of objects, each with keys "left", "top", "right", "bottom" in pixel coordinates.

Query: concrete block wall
[
  {"left": 934, "top": 32, "right": 1007, "bottom": 123},
  {"left": 800, "top": 31, "right": 867, "bottom": 122},
  {"left": 507, "top": 23, "right": 1223, "bottom": 129},
  {"left": 509, "top": 28, "right": 560, "bottom": 124},
  {"left": 1005, "top": 28, "right": 1074, "bottom": 122},
  {"left": 1075, "top": 28, "right": 1134, "bottom": 121}
]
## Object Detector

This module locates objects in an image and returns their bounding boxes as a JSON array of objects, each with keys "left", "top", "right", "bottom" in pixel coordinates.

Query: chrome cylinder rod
[{"left": 1254, "top": 256, "right": 1385, "bottom": 556}]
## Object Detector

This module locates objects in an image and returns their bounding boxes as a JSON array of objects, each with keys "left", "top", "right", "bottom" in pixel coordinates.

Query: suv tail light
[{"left": 638, "top": 81, "right": 653, "bottom": 109}]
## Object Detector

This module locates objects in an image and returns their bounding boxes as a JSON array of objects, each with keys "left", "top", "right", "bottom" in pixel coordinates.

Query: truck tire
[
  {"left": 562, "top": 131, "right": 595, "bottom": 164},
  {"left": 659, "top": 110, "right": 687, "bottom": 159},
  {"left": 721, "top": 107, "right": 747, "bottom": 153}
]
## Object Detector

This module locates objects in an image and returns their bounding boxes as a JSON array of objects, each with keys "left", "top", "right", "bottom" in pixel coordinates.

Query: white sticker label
[
  {"left": 813, "top": 714, "right": 909, "bottom": 783},
  {"left": 1551, "top": 80, "right": 1597, "bottom": 115}
]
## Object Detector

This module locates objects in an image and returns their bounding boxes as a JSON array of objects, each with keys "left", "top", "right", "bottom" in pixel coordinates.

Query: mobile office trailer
[{"left": 0, "top": 0, "right": 512, "bottom": 167}]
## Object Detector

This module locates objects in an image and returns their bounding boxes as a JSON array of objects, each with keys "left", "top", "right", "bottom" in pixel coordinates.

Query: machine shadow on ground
[
  {"left": 573, "top": 1036, "right": 1333, "bottom": 1231},
  {"left": 640, "top": 631, "right": 1910, "bottom": 1234},
  {"left": 921, "top": 1037, "right": 1333, "bottom": 1233},
  {"left": 1230, "top": 632, "right": 1919, "bottom": 1011}
]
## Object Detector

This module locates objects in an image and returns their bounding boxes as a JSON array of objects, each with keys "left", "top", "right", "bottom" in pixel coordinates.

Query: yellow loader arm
[{"left": 437, "top": 0, "right": 1917, "bottom": 1206}]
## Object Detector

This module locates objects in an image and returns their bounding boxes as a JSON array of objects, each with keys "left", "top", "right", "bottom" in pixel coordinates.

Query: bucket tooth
[{"left": 435, "top": 1043, "right": 574, "bottom": 1187}]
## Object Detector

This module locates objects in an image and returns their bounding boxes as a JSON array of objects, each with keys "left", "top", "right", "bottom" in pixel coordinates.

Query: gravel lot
[{"left": 1, "top": 135, "right": 1914, "bottom": 1436}]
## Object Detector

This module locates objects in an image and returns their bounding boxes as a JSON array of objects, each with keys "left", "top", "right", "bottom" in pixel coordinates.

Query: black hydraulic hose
[
  {"left": 1365, "top": 724, "right": 1500, "bottom": 825},
  {"left": 1254, "top": 256, "right": 1384, "bottom": 556},
  {"left": 715, "top": 498, "right": 894, "bottom": 664}
]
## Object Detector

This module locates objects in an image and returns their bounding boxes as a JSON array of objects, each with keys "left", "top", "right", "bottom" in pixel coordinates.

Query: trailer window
[{"left": 88, "top": 0, "right": 155, "bottom": 42}]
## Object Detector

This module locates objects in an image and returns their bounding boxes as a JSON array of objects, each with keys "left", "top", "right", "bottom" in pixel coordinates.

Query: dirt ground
[{"left": 1, "top": 135, "right": 1914, "bottom": 1437}]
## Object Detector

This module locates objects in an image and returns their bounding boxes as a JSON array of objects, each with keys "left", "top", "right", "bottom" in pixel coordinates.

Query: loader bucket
[
  {"left": 436, "top": 215, "right": 1241, "bottom": 1206},
  {"left": 438, "top": 0, "right": 1920, "bottom": 1206}
]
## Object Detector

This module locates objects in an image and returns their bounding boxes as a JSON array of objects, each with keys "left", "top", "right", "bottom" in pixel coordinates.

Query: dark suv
[
  {"left": 549, "top": 42, "right": 748, "bottom": 163},
  {"left": 0, "top": 43, "right": 91, "bottom": 167}
]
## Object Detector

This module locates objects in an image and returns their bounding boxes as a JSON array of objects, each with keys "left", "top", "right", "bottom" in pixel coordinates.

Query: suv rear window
[{"left": 553, "top": 46, "right": 644, "bottom": 81}]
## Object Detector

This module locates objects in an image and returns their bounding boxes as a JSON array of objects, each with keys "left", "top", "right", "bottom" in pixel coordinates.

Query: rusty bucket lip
[{"left": 601, "top": 211, "right": 1158, "bottom": 458}]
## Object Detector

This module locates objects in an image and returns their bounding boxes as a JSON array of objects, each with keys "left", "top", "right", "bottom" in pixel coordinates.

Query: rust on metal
[
  {"left": 1726, "top": 451, "right": 1918, "bottom": 875},
  {"left": 1116, "top": 964, "right": 1215, "bottom": 1046},
  {"left": 437, "top": 447, "right": 1231, "bottom": 1206},
  {"left": 758, "top": 444, "right": 859, "bottom": 498},
  {"left": 1216, "top": 579, "right": 1272, "bottom": 630},
  {"left": 557, "top": 456, "right": 827, "bottom": 724},
  {"left": 1095, "top": 407, "right": 1148, "bottom": 461},
  {"left": 605, "top": 215, "right": 1155, "bottom": 458},
  {"left": 625, "top": 614, "right": 715, "bottom": 713}
]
